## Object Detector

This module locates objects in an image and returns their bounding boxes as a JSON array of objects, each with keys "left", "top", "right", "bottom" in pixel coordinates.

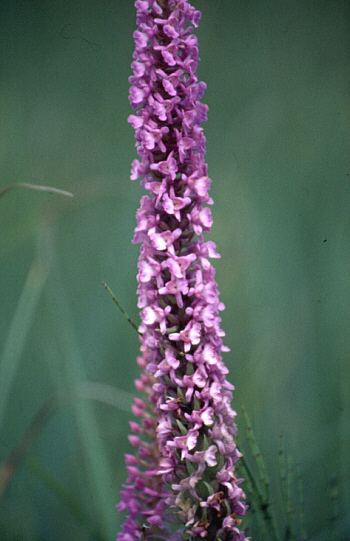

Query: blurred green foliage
[{"left": 0, "top": 0, "right": 349, "bottom": 539}]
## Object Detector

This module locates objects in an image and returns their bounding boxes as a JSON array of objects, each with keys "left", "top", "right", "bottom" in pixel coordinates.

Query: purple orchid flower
[{"left": 118, "top": 1, "right": 248, "bottom": 540}]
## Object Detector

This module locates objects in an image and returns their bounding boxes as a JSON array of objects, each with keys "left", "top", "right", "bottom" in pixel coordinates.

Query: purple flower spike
[{"left": 118, "top": 1, "right": 248, "bottom": 540}]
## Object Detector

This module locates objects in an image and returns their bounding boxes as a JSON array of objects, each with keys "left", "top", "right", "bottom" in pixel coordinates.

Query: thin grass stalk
[
  {"left": 286, "top": 456, "right": 295, "bottom": 541},
  {"left": 330, "top": 474, "right": 339, "bottom": 541},
  {"left": 242, "top": 405, "right": 270, "bottom": 501},
  {"left": 0, "top": 182, "right": 73, "bottom": 200},
  {"left": 296, "top": 465, "right": 307, "bottom": 541},
  {"left": 236, "top": 413, "right": 279, "bottom": 541},
  {"left": 279, "top": 435, "right": 294, "bottom": 541}
]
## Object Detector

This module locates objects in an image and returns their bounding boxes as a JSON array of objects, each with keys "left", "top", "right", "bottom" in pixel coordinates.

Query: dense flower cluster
[
  {"left": 117, "top": 356, "right": 174, "bottom": 540},
  {"left": 118, "top": 1, "right": 247, "bottom": 540}
]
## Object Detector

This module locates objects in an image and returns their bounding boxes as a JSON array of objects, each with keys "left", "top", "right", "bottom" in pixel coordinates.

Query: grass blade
[
  {"left": 25, "top": 456, "right": 88, "bottom": 524},
  {"left": 296, "top": 465, "right": 308, "bottom": 540},
  {"left": 330, "top": 474, "right": 339, "bottom": 541},
  {"left": 46, "top": 273, "right": 118, "bottom": 541},
  {"left": 0, "top": 183, "right": 73, "bottom": 201},
  {"left": 238, "top": 407, "right": 279, "bottom": 541},
  {"left": 0, "top": 382, "right": 133, "bottom": 499},
  {"left": 0, "top": 259, "right": 48, "bottom": 433}
]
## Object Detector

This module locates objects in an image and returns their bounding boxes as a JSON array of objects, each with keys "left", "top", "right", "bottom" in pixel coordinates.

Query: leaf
[
  {"left": 185, "top": 459, "right": 196, "bottom": 476},
  {"left": 176, "top": 419, "right": 187, "bottom": 436},
  {"left": 200, "top": 433, "right": 209, "bottom": 451},
  {"left": 202, "top": 480, "right": 214, "bottom": 496}
]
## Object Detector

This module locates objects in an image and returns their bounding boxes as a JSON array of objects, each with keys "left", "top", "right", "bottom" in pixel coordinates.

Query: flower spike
[{"left": 118, "top": 2, "right": 248, "bottom": 540}]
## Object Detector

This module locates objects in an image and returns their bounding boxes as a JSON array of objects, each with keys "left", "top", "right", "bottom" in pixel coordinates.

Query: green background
[{"left": 0, "top": 0, "right": 349, "bottom": 539}]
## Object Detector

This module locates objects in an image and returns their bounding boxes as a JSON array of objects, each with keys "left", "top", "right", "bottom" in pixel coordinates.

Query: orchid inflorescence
[{"left": 117, "top": 1, "right": 248, "bottom": 540}]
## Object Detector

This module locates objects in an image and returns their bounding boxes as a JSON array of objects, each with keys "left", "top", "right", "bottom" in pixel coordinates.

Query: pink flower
[
  {"left": 169, "top": 320, "right": 201, "bottom": 352},
  {"left": 150, "top": 151, "right": 177, "bottom": 181},
  {"left": 168, "top": 429, "right": 199, "bottom": 453},
  {"left": 118, "top": 2, "right": 247, "bottom": 540}
]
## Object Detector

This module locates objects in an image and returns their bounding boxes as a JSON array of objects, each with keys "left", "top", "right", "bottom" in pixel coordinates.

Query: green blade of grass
[
  {"left": 73, "top": 380, "right": 133, "bottom": 411},
  {"left": 286, "top": 455, "right": 295, "bottom": 541},
  {"left": 0, "top": 382, "right": 133, "bottom": 499},
  {"left": 0, "top": 258, "right": 48, "bottom": 433},
  {"left": 46, "top": 272, "right": 118, "bottom": 541},
  {"left": 0, "top": 183, "right": 73, "bottom": 201},
  {"left": 330, "top": 474, "right": 339, "bottom": 541},
  {"left": 296, "top": 465, "right": 308, "bottom": 541},
  {"left": 25, "top": 456, "right": 88, "bottom": 524},
  {"left": 237, "top": 408, "right": 280, "bottom": 541},
  {"left": 241, "top": 405, "right": 270, "bottom": 500},
  {"left": 279, "top": 435, "right": 294, "bottom": 541}
]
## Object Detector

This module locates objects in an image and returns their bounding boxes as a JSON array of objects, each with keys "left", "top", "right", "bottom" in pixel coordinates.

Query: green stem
[
  {"left": 239, "top": 453, "right": 280, "bottom": 541},
  {"left": 102, "top": 282, "right": 140, "bottom": 334}
]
